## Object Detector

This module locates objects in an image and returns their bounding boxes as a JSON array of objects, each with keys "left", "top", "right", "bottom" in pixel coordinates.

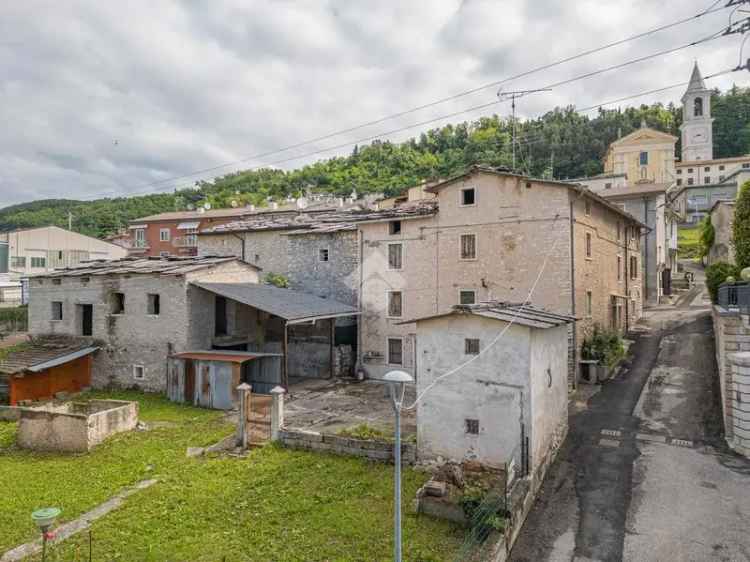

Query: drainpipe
[
  {"left": 356, "top": 228, "right": 364, "bottom": 376},
  {"left": 643, "top": 199, "right": 649, "bottom": 304},
  {"left": 569, "top": 198, "right": 577, "bottom": 390},
  {"left": 624, "top": 224, "right": 629, "bottom": 333}
]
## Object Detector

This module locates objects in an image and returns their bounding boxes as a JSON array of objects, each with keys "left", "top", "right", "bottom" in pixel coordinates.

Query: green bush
[
  {"left": 699, "top": 217, "right": 715, "bottom": 259},
  {"left": 581, "top": 327, "right": 625, "bottom": 368},
  {"left": 263, "top": 272, "right": 289, "bottom": 288},
  {"left": 705, "top": 262, "right": 740, "bottom": 303}
]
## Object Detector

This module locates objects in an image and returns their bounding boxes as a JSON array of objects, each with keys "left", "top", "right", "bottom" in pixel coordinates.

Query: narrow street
[{"left": 510, "top": 283, "right": 750, "bottom": 561}]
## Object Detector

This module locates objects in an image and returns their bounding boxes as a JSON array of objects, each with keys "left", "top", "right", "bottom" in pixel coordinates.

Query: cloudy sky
[{"left": 1, "top": 0, "right": 746, "bottom": 207}]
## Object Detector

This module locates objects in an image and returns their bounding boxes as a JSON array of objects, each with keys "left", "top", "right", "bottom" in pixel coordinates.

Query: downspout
[
  {"left": 569, "top": 197, "right": 577, "bottom": 390},
  {"left": 356, "top": 228, "right": 364, "bottom": 376},
  {"left": 643, "top": 199, "right": 649, "bottom": 304},
  {"left": 624, "top": 223, "right": 629, "bottom": 333}
]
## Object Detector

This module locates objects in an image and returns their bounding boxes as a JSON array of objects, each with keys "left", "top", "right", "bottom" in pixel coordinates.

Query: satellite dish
[
  {"left": 204, "top": 202, "right": 211, "bottom": 210},
  {"left": 231, "top": 200, "right": 239, "bottom": 208}
]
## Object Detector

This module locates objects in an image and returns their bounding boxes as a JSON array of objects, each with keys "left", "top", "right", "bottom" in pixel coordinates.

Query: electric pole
[
  {"left": 497, "top": 88, "right": 551, "bottom": 171},
  {"left": 68, "top": 211, "right": 73, "bottom": 231}
]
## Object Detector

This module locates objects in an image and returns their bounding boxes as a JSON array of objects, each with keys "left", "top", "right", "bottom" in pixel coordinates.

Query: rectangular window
[
  {"left": 133, "top": 365, "right": 145, "bottom": 381},
  {"left": 719, "top": 165, "right": 725, "bottom": 171},
  {"left": 51, "top": 301, "right": 63, "bottom": 321},
  {"left": 744, "top": 163, "right": 750, "bottom": 169},
  {"left": 389, "top": 220, "right": 402, "bottom": 235},
  {"left": 465, "top": 418, "right": 479, "bottom": 435},
  {"left": 159, "top": 229, "right": 170, "bottom": 242},
  {"left": 10, "top": 256, "right": 26, "bottom": 268},
  {"left": 110, "top": 292, "right": 125, "bottom": 315},
  {"left": 676, "top": 169, "right": 682, "bottom": 175},
  {"left": 676, "top": 178, "right": 682, "bottom": 186},
  {"left": 460, "top": 234, "right": 477, "bottom": 260},
  {"left": 388, "top": 243, "right": 403, "bottom": 270},
  {"left": 605, "top": 183, "right": 612, "bottom": 189},
  {"left": 147, "top": 294, "right": 160, "bottom": 315},
  {"left": 459, "top": 290, "right": 476, "bottom": 305},
  {"left": 387, "top": 338, "right": 403, "bottom": 365},
  {"left": 134, "top": 229, "right": 146, "bottom": 248},
  {"left": 705, "top": 177, "right": 711, "bottom": 184},
  {"left": 704, "top": 166, "right": 710, "bottom": 172},
  {"left": 585, "top": 232, "right": 592, "bottom": 258},
  {"left": 387, "top": 291, "right": 403, "bottom": 318},
  {"left": 639, "top": 151, "right": 648, "bottom": 166},
  {"left": 30, "top": 257, "right": 46, "bottom": 268},
  {"left": 318, "top": 248, "right": 329, "bottom": 262},
  {"left": 688, "top": 168, "right": 694, "bottom": 173},
  {"left": 630, "top": 256, "right": 638, "bottom": 279},
  {"left": 461, "top": 188, "right": 476, "bottom": 206},
  {"left": 586, "top": 291, "right": 593, "bottom": 317},
  {"left": 465, "top": 338, "right": 480, "bottom": 355},
  {"left": 687, "top": 178, "right": 694, "bottom": 186},
  {"left": 617, "top": 256, "right": 622, "bottom": 281}
]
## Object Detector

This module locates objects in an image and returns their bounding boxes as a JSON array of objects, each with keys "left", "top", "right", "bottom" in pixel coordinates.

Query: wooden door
[{"left": 184, "top": 360, "right": 195, "bottom": 404}]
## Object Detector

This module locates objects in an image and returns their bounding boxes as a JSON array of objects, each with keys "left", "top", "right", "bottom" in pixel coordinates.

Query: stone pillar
[
  {"left": 237, "top": 383, "right": 252, "bottom": 449},
  {"left": 728, "top": 352, "right": 750, "bottom": 457},
  {"left": 270, "top": 386, "right": 286, "bottom": 442}
]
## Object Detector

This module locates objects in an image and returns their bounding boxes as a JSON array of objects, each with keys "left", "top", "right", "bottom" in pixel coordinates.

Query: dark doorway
[
  {"left": 184, "top": 359, "right": 195, "bottom": 403},
  {"left": 80, "top": 304, "right": 93, "bottom": 336},
  {"left": 215, "top": 296, "right": 227, "bottom": 336}
]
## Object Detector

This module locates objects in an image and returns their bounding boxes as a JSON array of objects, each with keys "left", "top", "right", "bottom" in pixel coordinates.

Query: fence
[
  {"left": 718, "top": 282, "right": 750, "bottom": 313},
  {"left": 0, "top": 306, "right": 27, "bottom": 334}
]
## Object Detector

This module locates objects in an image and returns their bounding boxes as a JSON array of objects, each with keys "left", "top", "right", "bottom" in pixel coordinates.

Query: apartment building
[{"left": 356, "top": 166, "right": 645, "bottom": 386}]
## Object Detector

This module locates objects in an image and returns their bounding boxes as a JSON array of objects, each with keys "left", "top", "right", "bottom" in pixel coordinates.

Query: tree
[{"left": 733, "top": 180, "right": 750, "bottom": 269}]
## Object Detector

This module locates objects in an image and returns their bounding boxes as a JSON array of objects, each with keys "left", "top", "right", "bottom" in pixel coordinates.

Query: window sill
[
  {"left": 146, "top": 314, "right": 160, "bottom": 318},
  {"left": 459, "top": 257, "right": 478, "bottom": 262},
  {"left": 50, "top": 319, "right": 63, "bottom": 323}
]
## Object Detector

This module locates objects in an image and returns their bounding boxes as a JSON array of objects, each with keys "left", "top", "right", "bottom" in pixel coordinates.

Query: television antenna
[{"left": 497, "top": 88, "right": 551, "bottom": 171}]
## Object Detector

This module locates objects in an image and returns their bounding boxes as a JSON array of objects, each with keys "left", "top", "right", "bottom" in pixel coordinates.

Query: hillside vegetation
[{"left": 2, "top": 86, "right": 749, "bottom": 239}]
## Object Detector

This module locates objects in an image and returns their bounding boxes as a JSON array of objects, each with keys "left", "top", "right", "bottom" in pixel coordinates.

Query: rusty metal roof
[
  {"left": 172, "top": 351, "right": 280, "bottom": 363},
  {"left": 32, "top": 255, "right": 256, "bottom": 278},
  {"left": 191, "top": 281, "right": 359, "bottom": 323},
  {"left": 399, "top": 301, "right": 576, "bottom": 329},
  {"left": 0, "top": 337, "right": 98, "bottom": 375}
]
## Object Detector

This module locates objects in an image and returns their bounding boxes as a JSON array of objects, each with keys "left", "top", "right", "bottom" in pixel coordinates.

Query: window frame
[
  {"left": 460, "top": 187, "right": 477, "bottom": 207},
  {"left": 617, "top": 255, "right": 623, "bottom": 282},
  {"left": 159, "top": 228, "right": 171, "bottom": 242},
  {"left": 318, "top": 247, "right": 330, "bottom": 263},
  {"left": 584, "top": 199, "right": 592, "bottom": 216},
  {"left": 51, "top": 301, "right": 63, "bottom": 321},
  {"left": 386, "top": 337, "right": 404, "bottom": 366},
  {"left": 459, "top": 233, "right": 478, "bottom": 261},
  {"left": 110, "top": 292, "right": 125, "bottom": 315},
  {"left": 464, "top": 338, "right": 480, "bottom": 355},
  {"left": 387, "top": 242, "right": 403, "bottom": 271},
  {"left": 389, "top": 220, "right": 402, "bottom": 235},
  {"left": 586, "top": 290, "right": 593, "bottom": 318},
  {"left": 147, "top": 293, "right": 161, "bottom": 316},
  {"left": 30, "top": 256, "right": 46, "bottom": 268},
  {"left": 459, "top": 289, "right": 477, "bottom": 305},
  {"left": 585, "top": 232, "right": 592, "bottom": 259},
  {"left": 386, "top": 290, "right": 403, "bottom": 319},
  {"left": 133, "top": 365, "right": 146, "bottom": 381},
  {"left": 465, "top": 418, "right": 480, "bottom": 435},
  {"left": 639, "top": 151, "right": 649, "bottom": 166}
]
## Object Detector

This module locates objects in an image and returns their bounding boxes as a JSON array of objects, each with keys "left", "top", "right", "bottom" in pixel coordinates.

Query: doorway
[
  {"left": 78, "top": 304, "right": 93, "bottom": 336},
  {"left": 215, "top": 296, "right": 227, "bottom": 336}
]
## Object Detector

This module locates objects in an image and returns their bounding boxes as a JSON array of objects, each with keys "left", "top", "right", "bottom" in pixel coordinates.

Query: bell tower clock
[{"left": 679, "top": 62, "right": 714, "bottom": 162}]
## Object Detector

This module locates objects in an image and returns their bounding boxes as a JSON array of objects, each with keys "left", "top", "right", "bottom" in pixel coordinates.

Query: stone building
[
  {"left": 407, "top": 303, "right": 575, "bottom": 477},
  {"left": 357, "top": 166, "right": 645, "bottom": 386}
]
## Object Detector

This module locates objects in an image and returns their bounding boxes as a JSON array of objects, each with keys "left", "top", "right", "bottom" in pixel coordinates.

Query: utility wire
[{"left": 97, "top": 0, "right": 733, "bottom": 198}]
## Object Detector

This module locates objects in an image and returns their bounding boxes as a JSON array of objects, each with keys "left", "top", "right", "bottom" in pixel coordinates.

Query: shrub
[
  {"left": 705, "top": 262, "right": 740, "bottom": 303},
  {"left": 263, "top": 272, "right": 289, "bottom": 288},
  {"left": 581, "top": 327, "right": 625, "bottom": 368},
  {"left": 699, "top": 217, "right": 715, "bottom": 259},
  {"left": 733, "top": 180, "right": 750, "bottom": 269}
]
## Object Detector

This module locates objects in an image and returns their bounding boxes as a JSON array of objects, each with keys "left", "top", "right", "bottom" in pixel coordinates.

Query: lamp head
[
  {"left": 383, "top": 370, "right": 413, "bottom": 384},
  {"left": 32, "top": 507, "right": 60, "bottom": 532}
]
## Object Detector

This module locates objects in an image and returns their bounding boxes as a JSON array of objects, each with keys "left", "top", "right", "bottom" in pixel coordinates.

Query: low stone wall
[
  {"left": 0, "top": 406, "right": 21, "bottom": 421},
  {"left": 16, "top": 399, "right": 138, "bottom": 453},
  {"left": 279, "top": 428, "right": 416, "bottom": 463}
]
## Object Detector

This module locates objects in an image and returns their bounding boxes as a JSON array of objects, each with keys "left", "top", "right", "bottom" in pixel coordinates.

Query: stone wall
[
  {"left": 712, "top": 306, "right": 750, "bottom": 456},
  {"left": 279, "top": 428, "right": 416, "bottom": 463}
]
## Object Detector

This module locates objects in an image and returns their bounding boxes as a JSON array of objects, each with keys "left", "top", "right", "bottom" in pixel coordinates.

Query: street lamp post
[
  {"left": 32, "top": 507, "right": 60, "bottom": 562},
  {"left": 383, "top": 369, "right": 414, "bottom": 562}
]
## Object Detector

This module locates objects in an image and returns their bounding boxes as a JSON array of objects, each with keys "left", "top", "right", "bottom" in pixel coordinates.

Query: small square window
[
  {"left": 159, "top": 228, "right": 170, "bottom": 242},
  {"left": 461, "top": 188, "right": 476, "bottom": 206},
  {"left": 719, "top": 165, "right": 725, "bottom": 171},
  {"left": 133, "top": 365, "right": 145, "bottom": 381},
  {"left": 604, "top": 183, "right": 612, "bottom": 189},
  {"left": 460, "top": 234, "right": 477, "bottom": 260},
  {"left": 319, "top": 248, "right": 329, "bottom": 262},
  {"left": 459, "top": 290, "right": 476, "bottom": 305},
  {"left": 387, "top": 338, "right": 403, "bottom": 365},
  {"left": 687, "top": 178, "right": 694, "bottom": 186},
  {"left": 387, "top": 291, "right": 403, "bottom": 318},
  {"left": 110, "top": 292, "right": 125, "bottom": 315},
  {"left": 688, "top": 168, "right": 694, "bottom": 173},
  {"left": 677, "top": 169, "right": 682, "bottom": 175},
  {"left": 465, "top": 338, "right": 480, "bottom": 355},
  {"left": 704, "top": 167, "right": 710, "bottom": 172},
  {"left": 465, "top": 419, "right": 479, "bottom": 435},
  {"left": 388, "top": 243, "right": 403, "bottom": 270},
  {"left": 51, "top": 301, "right": 63, "bottom": 321},
  {"left": 389, "top": 220, "right": 402, "bottom": 235},
  {"left": 147, "top": 294, "right": 160, "bottom": 315}
]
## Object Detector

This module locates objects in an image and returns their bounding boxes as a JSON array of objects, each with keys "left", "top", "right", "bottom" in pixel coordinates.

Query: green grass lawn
[
  {"left": 1, "top": 391, "right": 462, "bottom": 561},
  {"left": 678, "top": 226, "right": 702, "bottom": 260}
]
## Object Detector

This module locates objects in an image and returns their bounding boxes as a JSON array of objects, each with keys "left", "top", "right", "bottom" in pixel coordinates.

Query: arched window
[{"left": 694, "top": 97, "right": 703, "bottom": 117}]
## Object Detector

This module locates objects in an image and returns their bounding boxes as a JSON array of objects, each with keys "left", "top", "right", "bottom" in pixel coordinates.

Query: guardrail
[{"left": 718, "top": 282, "right": 750, "bottom": 312}]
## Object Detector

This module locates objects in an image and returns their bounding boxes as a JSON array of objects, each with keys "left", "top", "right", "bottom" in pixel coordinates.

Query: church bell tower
[{"left": 680, "top": 62, "right": 714, "bottom": 162}]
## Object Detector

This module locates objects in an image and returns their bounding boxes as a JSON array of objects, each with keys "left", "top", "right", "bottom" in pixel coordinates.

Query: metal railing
[{"left": 718, "top": 282, "right": 750, "bottom": 312}]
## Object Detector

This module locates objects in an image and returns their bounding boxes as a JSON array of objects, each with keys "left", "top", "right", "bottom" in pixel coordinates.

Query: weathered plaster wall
[
  {"left": 709, "top": 202, "right": 735, "bottom": 265},
  {"left": 415, "top": 315, "right": 532, "bottom": 468}
]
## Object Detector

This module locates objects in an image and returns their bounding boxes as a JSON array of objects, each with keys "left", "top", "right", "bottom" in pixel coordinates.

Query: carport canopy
[{"left": 190, "top": 281, "right": 359, "bottom": 324}]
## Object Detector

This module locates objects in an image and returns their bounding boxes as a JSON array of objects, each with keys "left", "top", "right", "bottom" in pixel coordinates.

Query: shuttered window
[{"left": 460, "top": 234, "right": 477, "bottom": 260}]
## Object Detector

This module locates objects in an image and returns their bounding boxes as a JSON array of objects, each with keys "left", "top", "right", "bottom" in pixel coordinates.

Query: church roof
[{"left": 682, "top": 62, "right": 709, "bottom": 100}]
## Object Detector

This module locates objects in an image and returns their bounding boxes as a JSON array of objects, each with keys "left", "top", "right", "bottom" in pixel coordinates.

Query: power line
[{"left": 93, "top": 0, "right": 733, "bottom": 198}]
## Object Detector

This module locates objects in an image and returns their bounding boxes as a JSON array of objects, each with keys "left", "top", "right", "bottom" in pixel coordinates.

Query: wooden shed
[{"left": 0, "top": 338, "right": 98, "bottom": 405}]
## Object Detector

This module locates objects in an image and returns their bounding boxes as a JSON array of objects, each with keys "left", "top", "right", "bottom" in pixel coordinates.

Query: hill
[{"left": 2, "top": 86, "right": 749, "bottom": 239}]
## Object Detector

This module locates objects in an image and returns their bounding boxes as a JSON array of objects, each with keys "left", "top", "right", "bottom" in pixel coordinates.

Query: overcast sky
[{"left": 1, "top": 1, "right": 746, "bottom": 207}]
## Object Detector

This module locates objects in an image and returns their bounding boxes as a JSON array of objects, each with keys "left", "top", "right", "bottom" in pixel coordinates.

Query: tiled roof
[
  {"left": 191, "top": 281, "right": 359, "bottom": 322},
  {"left": 399, "top": 301, "right": 576, "bottom": 329},
  {"left": 32, "top": 255, "right": 253, "bottom": 278},
  {"left": 0, "top": 336, "right": 97, "bottom": 375}
]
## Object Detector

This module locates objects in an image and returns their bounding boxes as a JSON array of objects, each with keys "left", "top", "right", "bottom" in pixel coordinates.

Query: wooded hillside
[{"left": 2, "top": 86, "right": 749, "bottom": 239}]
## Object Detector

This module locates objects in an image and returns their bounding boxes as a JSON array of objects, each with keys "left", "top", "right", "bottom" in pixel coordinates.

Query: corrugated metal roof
[
  {"left": 32, "top": 255, "right": 255, "bottom": 278},
  {"left": 0, "top": 337, "right": 98, "bottom": 375},
  {"left": 191, "top": 281, "right": 359, "bottom": 322},
  {"left": 399, "top": 301, "right": 576, "bottom": 329}
]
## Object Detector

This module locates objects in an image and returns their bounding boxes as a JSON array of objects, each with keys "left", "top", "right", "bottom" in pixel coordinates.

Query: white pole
[{"left": 393, "top": 393, "right": 402, "bottom": 562}]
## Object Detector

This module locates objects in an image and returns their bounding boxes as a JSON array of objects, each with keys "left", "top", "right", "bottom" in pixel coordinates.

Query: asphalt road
[{"left": 509, "top": 302, "right": 750, "bottom": 562}]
